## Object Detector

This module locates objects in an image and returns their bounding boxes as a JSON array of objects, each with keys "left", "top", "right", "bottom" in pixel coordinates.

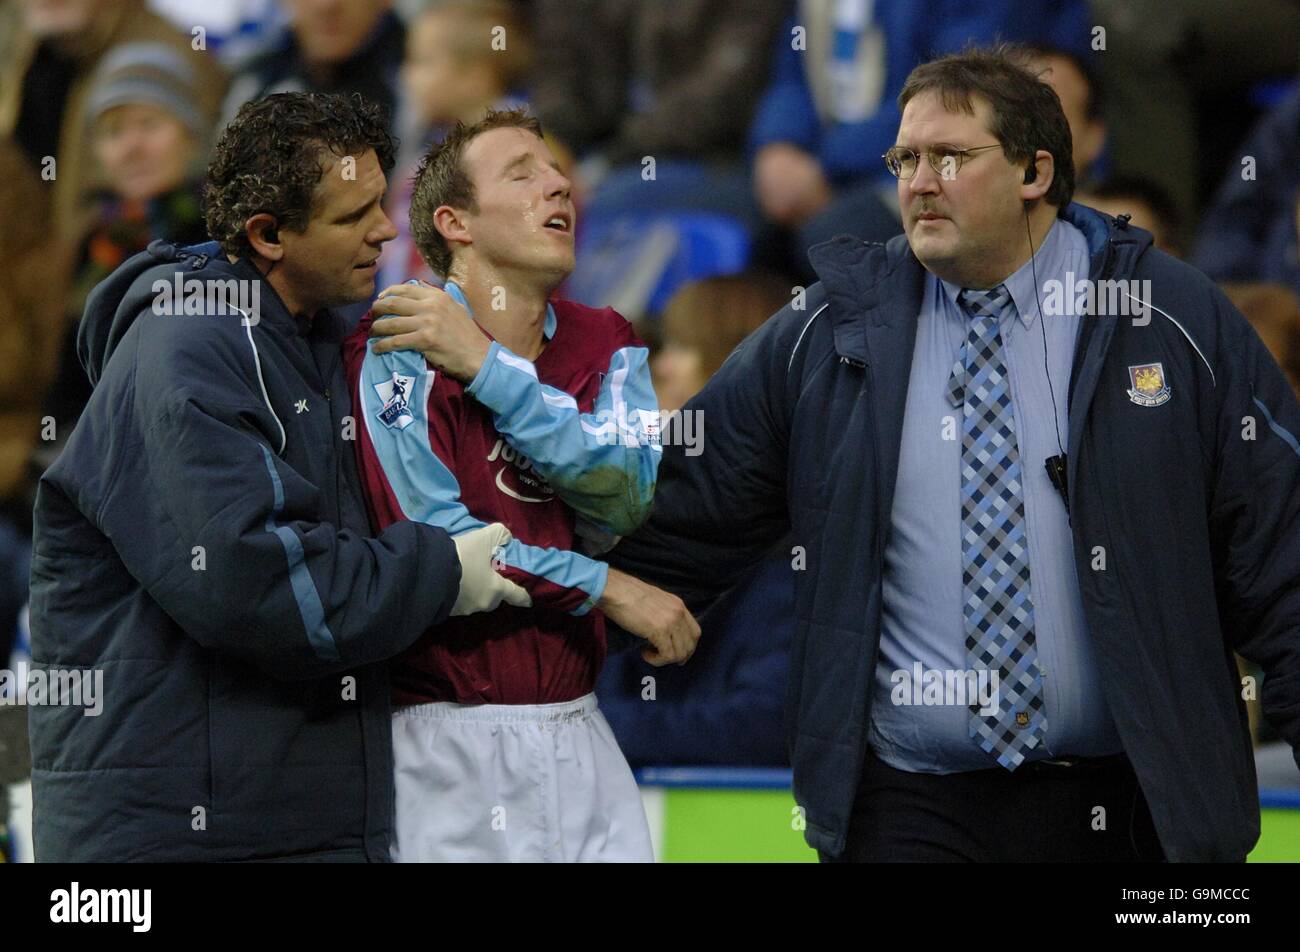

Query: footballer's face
[
  {"left": 456, "top": 127, "right": 575, "bottom": 285},
  {"left": 276, "top": 148, "right": 397, "bottom": 314}
]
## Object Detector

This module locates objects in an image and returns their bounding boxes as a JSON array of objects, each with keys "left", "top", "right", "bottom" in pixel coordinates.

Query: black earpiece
[
  {"left": 1023, "top": 165, "right": 1037, "bottom": 184},
  {"left": 265, "top": 227, "right": 279, "bottom": 243}
]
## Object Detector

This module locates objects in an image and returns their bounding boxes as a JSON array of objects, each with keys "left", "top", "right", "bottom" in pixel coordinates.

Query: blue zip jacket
[
  {"left": 611, "top": 204, "right": 1300, "bottom": 860},
  {"left": 27, "top": 240, "right": 461, "bottom": 861}
]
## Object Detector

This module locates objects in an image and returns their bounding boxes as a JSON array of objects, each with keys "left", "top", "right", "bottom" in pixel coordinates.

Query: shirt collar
[
  {"left": 939, "top": 218, "right": 1067, "bottom": 329},
  {"left": 442, "top": 280, "right": 557, "bottom": 340}
]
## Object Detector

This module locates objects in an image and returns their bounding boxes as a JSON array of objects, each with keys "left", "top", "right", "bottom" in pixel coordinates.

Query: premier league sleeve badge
[
  {"left": 1127, "top": 362, "right": 1172, "bottom": 407},
  {"left": 375, "top": 372, "right": 417, "bottom": 430}
]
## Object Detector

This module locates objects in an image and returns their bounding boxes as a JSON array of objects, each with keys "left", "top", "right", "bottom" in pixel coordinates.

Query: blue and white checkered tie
[{"left": 947, "top": 285, "right": 1047, "bottom": 770}]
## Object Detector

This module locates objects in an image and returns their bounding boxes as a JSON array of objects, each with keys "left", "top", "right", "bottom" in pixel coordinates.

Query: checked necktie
[{"left": 946, "top": 285, "right": 1047, "bottom": 770}]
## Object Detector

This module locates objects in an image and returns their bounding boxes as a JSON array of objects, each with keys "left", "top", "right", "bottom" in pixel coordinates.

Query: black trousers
[{"left": 820, "top": 746, "right": 1167, "bottom": 862}]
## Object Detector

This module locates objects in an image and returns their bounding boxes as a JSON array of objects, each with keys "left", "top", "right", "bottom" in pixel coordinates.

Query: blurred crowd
[{"left": 2, "top": 0, "right": 1300, "bottom": 814}]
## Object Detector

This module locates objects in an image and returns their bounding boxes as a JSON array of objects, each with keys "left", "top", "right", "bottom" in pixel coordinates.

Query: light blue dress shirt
[{"left": 868, "top": 218, "right": 1124, "bottom": 773}]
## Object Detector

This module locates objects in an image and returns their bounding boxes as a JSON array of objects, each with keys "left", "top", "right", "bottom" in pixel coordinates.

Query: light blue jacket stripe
[
  {"left": 359, "top": 340, "right": 606, "bottom": 613},
  {"left": 257, "top": 444, "right": 340, "bottom": 661},
  {"left": 1254, "top": 396, "right": 1300, "bottom": 458}
]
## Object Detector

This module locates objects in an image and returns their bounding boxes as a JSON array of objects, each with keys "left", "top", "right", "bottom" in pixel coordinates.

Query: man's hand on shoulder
[
  {"left": 599, "top": 568, "right": 701, "bottom": 667},
  {"left": 370, "top": 283, "right": 491, "bottom": 382}
]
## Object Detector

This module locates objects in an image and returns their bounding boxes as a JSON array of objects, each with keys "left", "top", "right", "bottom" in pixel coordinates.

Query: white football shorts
[{"left": 390, "top": 692, "right": 654, "bottom": 862}]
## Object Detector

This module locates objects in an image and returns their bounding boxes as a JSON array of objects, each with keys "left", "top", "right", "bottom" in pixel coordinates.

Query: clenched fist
[
  {"left": 370, "top": 282, "right": 492, "bottom": 383},
  {"left": 599, "top": 568, "right": 701, "bottom": 666}
]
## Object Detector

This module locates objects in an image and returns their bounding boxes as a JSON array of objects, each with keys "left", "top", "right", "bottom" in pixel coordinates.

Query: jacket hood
[{"left": 78, "top": 239, "right": 231, "bottom": 386}]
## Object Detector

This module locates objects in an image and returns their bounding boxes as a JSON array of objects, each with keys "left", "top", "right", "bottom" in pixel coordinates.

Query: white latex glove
[{"left": 450, "top": 523, "right": 532, "bottom": 616}]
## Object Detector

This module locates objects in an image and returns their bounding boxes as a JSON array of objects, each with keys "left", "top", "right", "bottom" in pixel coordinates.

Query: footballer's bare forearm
[{"left": 599, "top": 568, "right": 700, "bottom": 666}]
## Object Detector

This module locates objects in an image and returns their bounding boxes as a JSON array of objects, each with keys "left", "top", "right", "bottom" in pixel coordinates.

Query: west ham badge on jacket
[{"left": 1127, "top": 362, "right": 1171, "bottom": 407}]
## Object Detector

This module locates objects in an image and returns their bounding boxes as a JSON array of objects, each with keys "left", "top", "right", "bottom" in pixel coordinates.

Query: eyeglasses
[{"left": 882, "top": 143, "right": 1004, "bottom": 180}]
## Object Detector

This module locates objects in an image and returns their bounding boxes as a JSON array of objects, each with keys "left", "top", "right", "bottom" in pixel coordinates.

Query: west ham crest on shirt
[
  {"left": 374, "top": 372, "right": 416, "bottom": 430},
  {"left": 1127, "top": 362, "right": 1171, "bottom": 407}
]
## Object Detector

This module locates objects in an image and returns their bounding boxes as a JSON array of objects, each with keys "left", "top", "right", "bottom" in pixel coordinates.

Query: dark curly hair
[
  {"left": 409, "top": 107, "right": 543, "bottom": 277},
  {"left": 204, "top": 92, "right": 395, "bottom": 259},
  {"left": 899, "top": 44, "right": 1076, "bottom": 210}
]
